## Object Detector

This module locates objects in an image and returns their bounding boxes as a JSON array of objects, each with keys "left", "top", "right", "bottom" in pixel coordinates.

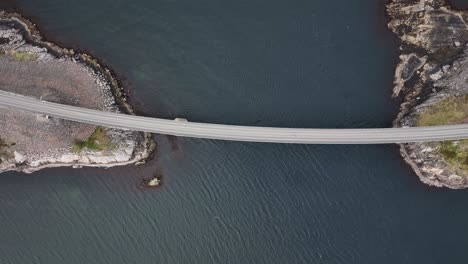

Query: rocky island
[
  {"left": 0, "top": 11, "right": 153, "bottom": 173},
  {"left": 388, "top": 0, "right": 468, "bottom": 188}
]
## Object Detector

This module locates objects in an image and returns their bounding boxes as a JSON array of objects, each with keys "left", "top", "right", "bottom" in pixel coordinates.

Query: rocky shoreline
[
  {"left": 0, "top": 11, "right": 155, "bottom": 174},
  {"left": 387, "top": 0, "right": 468, "bottom": 188}
]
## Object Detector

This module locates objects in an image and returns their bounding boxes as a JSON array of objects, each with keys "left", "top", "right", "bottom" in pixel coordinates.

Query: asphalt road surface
[{"left": 0, "top": 90, "right": 467, "bottom": 144}]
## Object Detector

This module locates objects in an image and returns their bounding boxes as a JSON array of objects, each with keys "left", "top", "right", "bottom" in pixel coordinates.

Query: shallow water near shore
[{"left": 2, "top": 0, "right": 468, "bottom": 263}]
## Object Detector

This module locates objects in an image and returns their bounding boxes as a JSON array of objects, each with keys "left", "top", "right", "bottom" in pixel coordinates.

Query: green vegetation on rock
[
  {"left": 72, "top": 127, "right": 113, "bottom": 153},
  {"left": 439, "top": 140, "right": 468, "bottom": 171},
  {"left": 10, "top": 51, "right": 38, "bottom": 61},
  {"left": 418, "top": 96, "right": 468, "bottom": 172},
  {"left": 418, "top": 96, "right": 468, "bottom": 127},
  {"left": 0, "top": 137, "right": 14, "bottom": 163}
]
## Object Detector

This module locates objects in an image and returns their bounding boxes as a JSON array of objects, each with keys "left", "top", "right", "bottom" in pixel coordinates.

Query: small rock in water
[{"left": 148, "top": 177, "right": 161, "bottom": 187}]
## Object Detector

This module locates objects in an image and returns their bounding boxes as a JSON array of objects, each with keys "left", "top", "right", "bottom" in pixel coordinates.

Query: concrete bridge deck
[{"left": 0, "top": 90, "right": 467, "bottom": 144}]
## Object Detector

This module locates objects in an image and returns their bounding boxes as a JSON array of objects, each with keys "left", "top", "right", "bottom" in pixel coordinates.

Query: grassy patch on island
[
  {"left": 0, "top": 137, "right": 14, "bottom": 163},
  {"left": 418, "top": 96, "right": 468, "bottom": 127},
  {"left": 10, "top": 51, "right": 38, "bottom": 61},
  {"left": 439, "top": 140, "right": 468, "bottom": 171},
  {"left": 72, "top": 127, "right": 114, "bottom": 153},
  {"left": 417, "top": 96, "right": 468, "bottom": 172}
]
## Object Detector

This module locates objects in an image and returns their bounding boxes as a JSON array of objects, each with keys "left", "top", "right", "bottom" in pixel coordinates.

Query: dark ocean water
[
  {"left": 450, "top": 0, "right": 468, "bottom": 9},
  {"left": 2, "top": 1, "right": 468, "bottom": 263}
]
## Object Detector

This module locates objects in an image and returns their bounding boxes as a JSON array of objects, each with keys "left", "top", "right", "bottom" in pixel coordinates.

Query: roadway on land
[{"left": 0, "top": 90, "right": 467, "bottom": 144}]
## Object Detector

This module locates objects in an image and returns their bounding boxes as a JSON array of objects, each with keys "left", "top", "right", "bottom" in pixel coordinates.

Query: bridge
[{"left": 0, "top": 90, "right": 467, "bottom": 144}]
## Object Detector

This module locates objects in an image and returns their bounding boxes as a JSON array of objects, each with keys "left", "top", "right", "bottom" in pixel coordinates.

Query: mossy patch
[
  {"left": 0, "top": 137, "right": 14, "bottom": 163},
  {"left": 418, "top": 96, "right": 468, "bottom": 127},
  {"left": 72, "top": 127, "right": 114, "bottom": 153},
  {"left": 9, "top": 51, "right": 38, "bottom": 61},
  {"left": 430, "top": 46, "right": 463, "bottom": 64},
  {"left": 439, "top": 140, "right": 468, "bottom": 171},
  {"left": 417, "top": 96, "right": 468, "bottom": 173}
]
